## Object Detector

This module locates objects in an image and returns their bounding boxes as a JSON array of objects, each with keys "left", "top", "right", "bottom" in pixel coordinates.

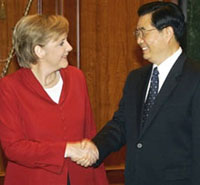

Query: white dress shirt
[
  {"left": 145, "top": 47, "right": 182, "bottom": 100},
  {"left": 44, "top": 74, "right": 63, "bottom": 104}
]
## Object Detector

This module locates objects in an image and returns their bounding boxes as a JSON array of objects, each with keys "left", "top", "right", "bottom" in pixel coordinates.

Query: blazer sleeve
[{"left": 0, "top": 80, "right": 66, "bottom": 174}]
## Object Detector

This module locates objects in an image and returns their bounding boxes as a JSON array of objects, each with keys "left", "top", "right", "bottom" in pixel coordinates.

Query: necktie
[{"left": 141, "top": 67, "right": 159, "bottom": 126}]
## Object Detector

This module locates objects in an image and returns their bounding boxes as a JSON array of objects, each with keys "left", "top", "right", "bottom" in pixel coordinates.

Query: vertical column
[{"left": 63, "top": 0, "right": 78, "bottom": 67}]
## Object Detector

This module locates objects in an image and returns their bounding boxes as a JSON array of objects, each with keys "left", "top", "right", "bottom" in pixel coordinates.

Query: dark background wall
[{"left": 187, "top": 0, "right": 200, "bottom": 61}]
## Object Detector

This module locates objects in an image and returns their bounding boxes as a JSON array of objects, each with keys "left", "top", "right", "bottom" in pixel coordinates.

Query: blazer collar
[{"left": 23, "top": 68, "right": 69, "bottom": 104}]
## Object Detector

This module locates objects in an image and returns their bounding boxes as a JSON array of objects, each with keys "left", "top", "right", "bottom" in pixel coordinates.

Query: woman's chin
[{"left": 60, "top": 61, "right": 69, "bottom": 69}]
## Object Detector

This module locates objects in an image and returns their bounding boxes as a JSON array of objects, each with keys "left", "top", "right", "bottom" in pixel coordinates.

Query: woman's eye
[{"left": 59, "top": 41, "right": 64, "bottom": 46}]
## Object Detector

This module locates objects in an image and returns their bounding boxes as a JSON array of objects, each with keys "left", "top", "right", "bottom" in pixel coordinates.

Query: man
[{"left": 75, "top": 2, "right": 200, "bottom": 185}]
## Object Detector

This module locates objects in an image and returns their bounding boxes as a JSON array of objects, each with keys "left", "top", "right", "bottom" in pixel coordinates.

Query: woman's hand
[{"left": 65, "top": 139, "right": 99, "bottom": 167}]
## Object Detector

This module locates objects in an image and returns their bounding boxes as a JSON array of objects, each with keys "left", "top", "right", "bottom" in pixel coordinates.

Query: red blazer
[{"left": 0, "top": 66, "right": 108, "bottom": 185}]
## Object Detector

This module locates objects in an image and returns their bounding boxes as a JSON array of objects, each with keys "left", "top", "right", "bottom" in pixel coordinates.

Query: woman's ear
[{"left": 34, "top": 45, "right": 45, "bottom": 59}]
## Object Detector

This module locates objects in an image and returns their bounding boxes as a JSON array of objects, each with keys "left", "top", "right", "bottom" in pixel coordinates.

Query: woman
[{"left": 0, "top": 15, "right": 108, "bottom": 185}]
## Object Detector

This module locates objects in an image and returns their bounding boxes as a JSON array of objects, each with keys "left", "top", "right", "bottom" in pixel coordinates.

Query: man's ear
[
  {"left": 34, "top": 45, "right": 45, "bottom": 59},
  {"left": 163, "top": 26, "right": 174, "bottom": 42}
]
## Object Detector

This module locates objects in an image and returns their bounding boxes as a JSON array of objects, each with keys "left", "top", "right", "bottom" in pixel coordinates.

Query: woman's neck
[{"left": 31, "top": 67, "right": 61, "bottom": 88}]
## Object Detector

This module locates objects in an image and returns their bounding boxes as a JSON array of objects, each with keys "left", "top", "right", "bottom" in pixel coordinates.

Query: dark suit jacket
[{"left": 93, "top": 53, "right": 200, "bottom": 185}]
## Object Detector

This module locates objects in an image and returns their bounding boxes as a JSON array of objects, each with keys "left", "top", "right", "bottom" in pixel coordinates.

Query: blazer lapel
[{"left": 139, "top": 53, "right": 187, "bottom": 138}]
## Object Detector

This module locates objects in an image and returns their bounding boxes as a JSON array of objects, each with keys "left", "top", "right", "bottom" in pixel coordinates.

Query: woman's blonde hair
[{"left": 13, "top": 14, "right": 69, "bottom": 68}]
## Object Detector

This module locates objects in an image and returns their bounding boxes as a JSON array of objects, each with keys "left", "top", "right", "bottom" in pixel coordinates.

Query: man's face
[{"left": 136, "top": 13, "right": 167, "bottom": 65}]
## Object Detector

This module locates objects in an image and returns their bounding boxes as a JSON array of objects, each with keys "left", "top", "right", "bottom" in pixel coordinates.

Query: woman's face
[{"left": 40, "top": 33, "right": 72, "bottom": 71}]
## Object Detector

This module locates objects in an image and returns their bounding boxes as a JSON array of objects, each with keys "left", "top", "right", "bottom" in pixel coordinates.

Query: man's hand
[{"left": 66, "top": 139, "right": 99, "bottom": 167}]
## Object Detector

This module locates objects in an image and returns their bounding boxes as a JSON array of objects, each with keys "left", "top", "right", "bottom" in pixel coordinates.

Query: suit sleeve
[
  {"left": 191, "top": 81, "right": 200, "bottom": 185},
  {"left": 0, "top": 80, "right": 66, "bottom": 174}
]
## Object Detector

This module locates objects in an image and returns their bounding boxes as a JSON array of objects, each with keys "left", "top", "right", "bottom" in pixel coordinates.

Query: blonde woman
[{"left": 0, "top": 14, "right": 108, "bottom": 185}]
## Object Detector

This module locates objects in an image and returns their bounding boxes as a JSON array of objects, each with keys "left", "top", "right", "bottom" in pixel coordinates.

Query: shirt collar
[{"left": 153, "top": 47, "right": 182, "bottom": 73}]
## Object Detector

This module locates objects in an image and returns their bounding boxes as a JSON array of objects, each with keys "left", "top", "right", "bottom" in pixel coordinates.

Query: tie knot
[{"left": 152, "top": 67, "right": 159, "bottom": 76}]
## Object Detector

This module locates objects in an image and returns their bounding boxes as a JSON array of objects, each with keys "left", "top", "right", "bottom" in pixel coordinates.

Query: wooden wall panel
[
  {"left": 63, "top": 0, "right": 78, "bottom": 67},
  {"left": 40, "top": 0, "right": 57, "bottom": 14},
  {"left": 0, "top": 147, "right": 5, "bottom": 177},
  {"left": 0, "top": 0, "right": 38, "bottom": 76},
  {"left": 80, "top": 0, "right": 154, "bottom": 169},
  {"left": 0, "top": 0, "right": 77, "bottom": 77}
]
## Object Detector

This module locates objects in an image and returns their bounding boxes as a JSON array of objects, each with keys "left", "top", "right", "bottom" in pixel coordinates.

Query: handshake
[{"left": 66, "top": 139, "right": 99, "bottom": 167}]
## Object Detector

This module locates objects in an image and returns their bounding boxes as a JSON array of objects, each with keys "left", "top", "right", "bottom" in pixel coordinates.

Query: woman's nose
[{"left": 66, "top": 41, "right": 73, "bottom": 51}]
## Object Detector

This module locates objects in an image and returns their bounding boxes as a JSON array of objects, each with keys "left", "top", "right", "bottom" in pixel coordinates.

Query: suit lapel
[
  {"left": 139, "top": 53, "right": 187, "bottom": 138},
  {"left": 136, "top": 65, "right": 152, "bottom": 132}
]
